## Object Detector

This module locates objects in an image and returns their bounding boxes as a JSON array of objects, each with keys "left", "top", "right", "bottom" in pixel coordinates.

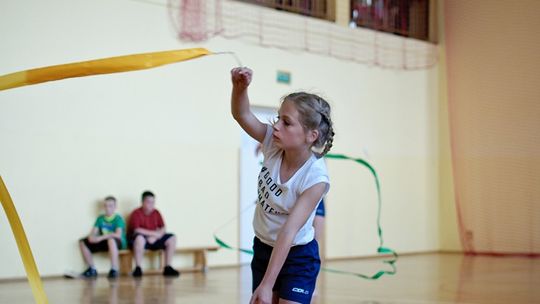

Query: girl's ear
[{"left": 306, "top": 129, "right": 319, "bottom": 145}]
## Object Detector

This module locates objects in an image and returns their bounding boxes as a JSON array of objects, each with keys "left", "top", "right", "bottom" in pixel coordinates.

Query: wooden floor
[{"left": 0, "top": 253, "right": 538, "bottom": 303}]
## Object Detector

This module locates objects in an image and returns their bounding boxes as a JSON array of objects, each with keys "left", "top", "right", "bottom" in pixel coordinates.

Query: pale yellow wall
[{"left": 0, "top": 0, "right": 440, "bottom": 278}]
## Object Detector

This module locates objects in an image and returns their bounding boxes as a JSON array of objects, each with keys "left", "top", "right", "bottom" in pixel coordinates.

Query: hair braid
[{"left": 317, "top": 110, "right": 334, "bottom": 157}]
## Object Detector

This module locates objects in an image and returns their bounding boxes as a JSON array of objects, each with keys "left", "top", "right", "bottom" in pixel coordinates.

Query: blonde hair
[{"left": 281, "top": 92, "right": 334, "bottom": 157}]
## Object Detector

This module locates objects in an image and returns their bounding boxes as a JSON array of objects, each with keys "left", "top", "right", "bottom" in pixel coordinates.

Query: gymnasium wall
[{"left": 0, "top": 0, "right": 441, "bottom": 279}]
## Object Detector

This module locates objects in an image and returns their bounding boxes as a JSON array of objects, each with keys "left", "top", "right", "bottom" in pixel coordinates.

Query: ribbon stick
[
  {"left": 0, "top": 176, "right": 48, "bottom": 303},
  {"left": 0, "top": 48, "right": 212, "bottom": 91}
]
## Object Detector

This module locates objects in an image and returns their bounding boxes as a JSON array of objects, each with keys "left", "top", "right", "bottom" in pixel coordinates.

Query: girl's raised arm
[{"left": 230, "top": 67, "right": 267, "bottom": 143}]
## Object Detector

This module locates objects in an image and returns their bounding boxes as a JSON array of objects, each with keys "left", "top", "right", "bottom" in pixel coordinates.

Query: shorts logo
[{"left": 292, "top": 287, "right": 309, "bottom": 295}]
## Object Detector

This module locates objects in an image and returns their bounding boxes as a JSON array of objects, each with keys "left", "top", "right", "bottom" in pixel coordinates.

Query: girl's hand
[
  {"left": 231, "top": 67, "right": 253, "bottom": 90},
  {"left": 249, "top": 285, "right": 273, "bottom": 304}
]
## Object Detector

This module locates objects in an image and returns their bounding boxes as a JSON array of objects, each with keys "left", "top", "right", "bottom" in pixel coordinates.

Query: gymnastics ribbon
[
  {"left": 322, "top": 153, "right": 397, "bottom": 279},
  {"left": 214, "top": 153, "right": 398, "bottom": 280},
  {"left": 0, "top": 48, "right": 211, "bottom": 91},
  {"left": 0, "top": 176, "right": 48, "bottom": 303}
]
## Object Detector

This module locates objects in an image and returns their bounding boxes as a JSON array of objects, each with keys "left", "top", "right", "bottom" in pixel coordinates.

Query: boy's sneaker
[
  {"left": 132, "top": 266, "right": 143, "bottom": 277},
  {"left": 81, "top": 267, "right": 97, "bottom": 278},
  {"left": 107, "top": 269, "right": 119, "bottom": 278},
  {"left": 163, "top": 265, "right": 180, "bottom": 277}
]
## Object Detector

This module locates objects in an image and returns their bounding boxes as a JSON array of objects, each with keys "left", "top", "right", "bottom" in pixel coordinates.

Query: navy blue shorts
[
  {"left": 251, "top": 237, "right": 320, "bottom": 304},
  {"left": 316, "top": 199, "right": 325, "bottom": 217},
  {"left": 129, "top": 233, "right": 174, "bottom": 251}
]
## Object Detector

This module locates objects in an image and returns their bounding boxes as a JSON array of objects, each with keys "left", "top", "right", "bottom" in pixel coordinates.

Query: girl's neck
[{"left": 282, "top": 148, "right": 311, "bottom": 169}]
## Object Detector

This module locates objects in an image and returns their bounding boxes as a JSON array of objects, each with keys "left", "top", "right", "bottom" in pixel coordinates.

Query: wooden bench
[{"left": 118, "top": 246, "right": 219, "bottom": 275}]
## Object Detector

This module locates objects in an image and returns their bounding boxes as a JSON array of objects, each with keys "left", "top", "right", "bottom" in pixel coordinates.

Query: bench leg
[
  {"left": 160, "top": 250, "right": 165, "bottom": 270},
  {"left": 194, "top": 251, "right": 208, "bottom": 272},
  {"left": 119, "top": 253, "right": 132, "bottom": 276}
]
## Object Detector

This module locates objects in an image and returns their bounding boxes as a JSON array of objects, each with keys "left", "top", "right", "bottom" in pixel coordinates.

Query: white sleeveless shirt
[{"left": 253, "top": 125, "right": 330, "bottom": 246}]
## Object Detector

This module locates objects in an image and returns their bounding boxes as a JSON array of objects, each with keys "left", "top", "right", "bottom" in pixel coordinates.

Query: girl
[{"left": 231, "top": 67, "right": 334, "bottom": 304}]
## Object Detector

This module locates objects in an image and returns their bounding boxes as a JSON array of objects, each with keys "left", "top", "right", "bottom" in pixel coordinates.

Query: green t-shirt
[{"left": 94, "top": 214, "right": 127, "bottom": 249}]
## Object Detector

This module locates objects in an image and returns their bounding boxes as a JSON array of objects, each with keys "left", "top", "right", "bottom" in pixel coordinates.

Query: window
[
  {"left": 350, "top": 0, "right": 430, "bottom": 41},
  {"left": 239, "top": 0, "right": 333, "bottom": 21}
]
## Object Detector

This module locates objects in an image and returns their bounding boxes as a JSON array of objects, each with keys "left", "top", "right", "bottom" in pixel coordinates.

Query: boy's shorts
[
  {"left": 81, "top": 237, "right": 122, "bottom": 253},
  {"left": 129, "top": 233, "right": 174, "bottom": 251},
  {"left": 251, "top": 237, "right": 320, "bottom": 304}
]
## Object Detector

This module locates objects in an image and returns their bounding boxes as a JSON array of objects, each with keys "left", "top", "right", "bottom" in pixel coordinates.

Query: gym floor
[{"left": 0, "top": 252, "right": 538, "bottom": 303}]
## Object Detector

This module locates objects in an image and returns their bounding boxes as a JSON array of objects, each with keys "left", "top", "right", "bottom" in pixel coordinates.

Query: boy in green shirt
[{"left": 79, "top": 196, "right": 126, "bottom": 278}]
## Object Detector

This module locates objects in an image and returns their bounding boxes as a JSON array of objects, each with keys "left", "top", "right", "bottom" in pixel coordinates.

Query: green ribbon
[
  {"left": 214, "top": 152, "right": 398, "bottom": 280},
  {"left": 322, "top": 153, "right": 398, "bottom": 279},
  {"left": 214, "top": 235, "right": 254, "bottom": 255}
]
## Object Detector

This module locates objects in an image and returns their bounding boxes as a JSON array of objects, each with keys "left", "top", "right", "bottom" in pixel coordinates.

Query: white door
[{"left": 239, "top": 106, "right": 277, "bottom": 264}]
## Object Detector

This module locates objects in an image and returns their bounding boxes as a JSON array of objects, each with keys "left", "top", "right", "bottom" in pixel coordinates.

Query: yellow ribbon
[
  {"left": 0, "top": 176, "right": 48, "bottom": 304},
  {"left": 0, "top": 48, "right": 212, "bottom": 91}
]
